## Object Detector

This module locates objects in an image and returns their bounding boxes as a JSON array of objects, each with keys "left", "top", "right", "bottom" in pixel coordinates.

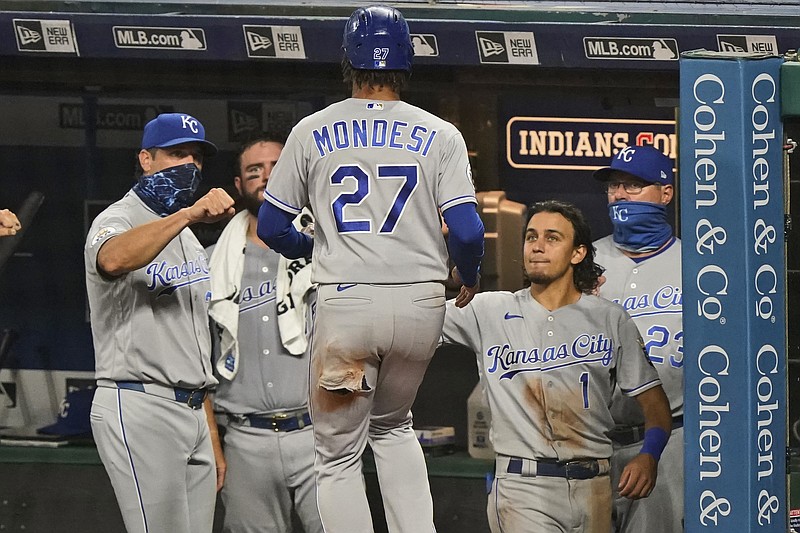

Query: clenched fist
[
  {"left": 186, "top": 188, "right": 236, "bottom": 224},
  {"left": 0, "top": 209, "right": 21, "bottom": 237}
]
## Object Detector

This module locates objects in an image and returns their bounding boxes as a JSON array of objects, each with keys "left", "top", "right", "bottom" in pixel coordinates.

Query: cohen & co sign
[{"left": 505, "top": 117, "right": 675, "bottom": 170}]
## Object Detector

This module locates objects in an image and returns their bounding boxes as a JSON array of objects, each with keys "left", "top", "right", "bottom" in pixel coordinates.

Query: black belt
[
  {"left": 114, "top": 380, "right": 208, "bottom": 409},
  {"left": 608, "top": 415, "right": 684, "bottom": 446},
  {"left": 506, "top": 457, "right": 604, "bottom": 480},
  {"left": 231, "top": 411, "right": 312, "bottom": 432}
]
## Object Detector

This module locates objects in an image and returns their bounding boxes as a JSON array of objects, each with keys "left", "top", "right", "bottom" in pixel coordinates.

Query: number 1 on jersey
[
  {"left": 579, "top": 372, "right": 590, "bottom": 409},
  {"left": 330, "top": 164, "right": 419, "bottom": 234}
]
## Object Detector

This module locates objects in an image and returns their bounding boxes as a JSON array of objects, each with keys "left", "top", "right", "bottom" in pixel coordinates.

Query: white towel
[
  {"left": 208, "top": 210, "right": 249, "bottom": 380},
  {"left": 276, "top": 208, "right": 316, "bottom": 355}
]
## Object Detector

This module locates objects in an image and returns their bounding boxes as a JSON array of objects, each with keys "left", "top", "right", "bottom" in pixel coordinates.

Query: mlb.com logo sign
[
  {"left": 243, "top": 26, "right": 306, "bottom": 59},
  {"left": 475, "top": 31, "right": 539, "bottom": 65}
]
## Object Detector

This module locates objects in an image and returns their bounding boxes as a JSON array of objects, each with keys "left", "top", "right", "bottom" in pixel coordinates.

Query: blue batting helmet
[{"left": 342, "top": 5, "right": 413, "bottom": 72}]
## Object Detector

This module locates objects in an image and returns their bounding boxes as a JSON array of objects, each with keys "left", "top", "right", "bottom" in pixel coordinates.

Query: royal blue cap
[
  {"left": 141, "top": 113, "right": 218, "bottom": 156},
  {"left": 38, "top": 388, "right": 94, "bottom": 437},
  {"left": 593, "top": 145, "right": 673, "bottom": 185}
]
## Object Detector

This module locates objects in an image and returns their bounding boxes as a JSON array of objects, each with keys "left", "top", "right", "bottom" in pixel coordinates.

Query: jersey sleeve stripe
[
  {"left": 440, "top": 195, "right": 477, "bottom": 211},
  {"left": 263, "top": 191, "right": 302, "bottom": 215},
  {"left": 621, "top": 378, "right": 662, "bottom": 397}
]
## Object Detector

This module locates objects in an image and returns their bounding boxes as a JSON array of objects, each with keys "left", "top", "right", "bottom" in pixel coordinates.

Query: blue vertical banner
[{"left": 680, "top": 52, "right": 786, "bottom": 532}]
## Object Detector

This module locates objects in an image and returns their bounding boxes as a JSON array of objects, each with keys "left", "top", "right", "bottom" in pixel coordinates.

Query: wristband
[{"left": 640, "top": 427, "right": 669, "bottom": 462}]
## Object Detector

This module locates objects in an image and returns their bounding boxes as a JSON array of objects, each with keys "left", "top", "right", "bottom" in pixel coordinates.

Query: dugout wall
[{"left": 0, "top": 1, "right": 800, "bottom": 531}]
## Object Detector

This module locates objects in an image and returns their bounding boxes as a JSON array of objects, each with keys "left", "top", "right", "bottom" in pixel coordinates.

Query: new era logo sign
[
  {"left": 476, "top": 32, "right": 507, "bottom": 62},
  {"left": 243, "top": 25, "right": 305, "bottom": 59},
  {"left": 247, "top": 31, "right": 272, "bottom": 52},
  {"left": 17, "top": 25, "right": 41, "bottom": 46},
  {"left": 717, "top": 34, "right": 777, "bottom": 54},
  {"left": 227, "top": 101, "right": 263, "bottom": 141},
  {"left": 411, "top": 34, "right": 438, "bottom": 57},
  {"left": 476, "top": 31, "right": 538, "bottom": 65},
  {"left": 14, "top": 19, "right": 79, "bottom": 54}
]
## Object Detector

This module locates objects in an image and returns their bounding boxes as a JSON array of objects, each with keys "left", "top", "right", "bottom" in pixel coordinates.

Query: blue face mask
[
  {"left": 133, "top": 163, "right": 202, "bottom": 216},
  {"left": 608, "top": 201, "right": 673, "bottom": 253}
]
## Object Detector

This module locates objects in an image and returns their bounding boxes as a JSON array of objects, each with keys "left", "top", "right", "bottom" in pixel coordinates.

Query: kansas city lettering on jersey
[
  {"left": 486, "top": 333, "right": 613, "bottom": 380},
  {"left": 241, "top": 280, "right": 275, "bottom": 302},
  {"left": 610, "top": 284, "right": 682, "bottom": 317},
  {"left": 146, "top": 254, "right": 210, "bottom": 296},
  {"left": 240, "top": 279, "right": 276, "bottom": 312},
  {"left": 312, "top": 119, "right": 438, "bottom": 158}
]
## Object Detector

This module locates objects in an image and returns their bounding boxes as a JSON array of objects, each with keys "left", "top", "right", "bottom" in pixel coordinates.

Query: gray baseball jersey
[
  {"left": 594, "top": 235, "right": 683, "bottom": 421},
  {"left": 209, "top": 241, "right": 321, "bottom": 533},
  {"left": 85, "top": 190, "right": 216, "bottom": 389},
  {"left": 210, "top": 242, "right": 311, "bottom": 414},
  {"left": 594, "top": 234, "right": 684, "bottom": 533},
  {"left": 441, "top": 289, "right": 661, "bottom": 461},
  {"left": 263, "top": 98, "right": 477, "bottom": 284},
  {"left": 85, "top": 190, "right": 217, "bottom": 533}
]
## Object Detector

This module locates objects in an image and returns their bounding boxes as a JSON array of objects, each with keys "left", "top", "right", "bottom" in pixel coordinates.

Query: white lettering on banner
[
  {"left": 697, "top": 345, "right": 730, "bottom": 480},
  {"left": 696, "top": 265, "right": 727, "bottom": 321},
  {"left": 755, "top": 345, "right": 778, "bottom": 480},
  {"left": 754, "top": 264, "right": 777, "bottom": 321},
  {"left": 700, "top": 490, "right": 732, "bottom": 525},
  {"left": 753, "top": 219, "right": 777, "bottom": 255},
  {"left": 751, "top": 74, "right": 776, "bottom": 210},
  {"left": 693, "top": 74, "right": 725, "bottom": 209},
  {"left": 695, "top": 218, "right": 727, "bottom": 255},
  {"left": 758, "top": 490, "right": 780, "bottom": 525},
  {"left": 749, "top": 71, "right": 782, "bottom": 527}
]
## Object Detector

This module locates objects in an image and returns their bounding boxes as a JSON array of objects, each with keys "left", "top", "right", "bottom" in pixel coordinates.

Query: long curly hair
[
  {"left": 341, "top": 58, "right": 410, "bottom": 94},
  {"left": 526, "top": 200, "right": 604, "bottom": 294}
]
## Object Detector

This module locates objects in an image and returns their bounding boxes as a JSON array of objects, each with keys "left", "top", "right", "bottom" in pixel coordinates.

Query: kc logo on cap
[
  {"left": 141, "top": 113, "right": 218, "bottom": 156},
  {"left": 593, "top": 144, "right": 674, "bottom": 185}
]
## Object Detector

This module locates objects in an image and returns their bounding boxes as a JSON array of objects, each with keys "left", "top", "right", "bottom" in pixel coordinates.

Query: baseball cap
[
  {"left": 141, "top": 113, "right": 218, "bottom": 156},
  {"left": 593, "top": 145, "right": 673, "bottom": 185},
  {"left": 37, "top": 388, "right": 94, "bottom": 437}
]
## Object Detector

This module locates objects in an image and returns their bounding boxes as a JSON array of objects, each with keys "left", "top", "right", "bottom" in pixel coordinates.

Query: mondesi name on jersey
[
  {"left": 312, "top": 119, "right": 438, "bottom": 157},
  {"left": 146, "top": 254, "right": 209, "bottom": 294},
  {"left": 487, "top": 333, "right": 614, "bottom": 380}
]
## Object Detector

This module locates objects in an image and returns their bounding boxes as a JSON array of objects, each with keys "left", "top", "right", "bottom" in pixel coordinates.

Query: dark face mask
[
  {"left": 133, "top": 163, "right": 203, "bottom": 216},
  {"left": 609, "top": 201, "right": 673, "bottom": 253}
]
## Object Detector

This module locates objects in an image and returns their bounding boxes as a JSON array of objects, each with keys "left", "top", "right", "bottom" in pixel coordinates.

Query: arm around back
[{"left": 442, "top": 202, "right": 484, "bottom": 287}]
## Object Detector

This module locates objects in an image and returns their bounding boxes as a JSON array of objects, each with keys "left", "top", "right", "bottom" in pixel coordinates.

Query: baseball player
[
  {"left": 442, "top": 201, "right": 672, "bottom": 533},
  {"left": 592, "top": 145, "right": 684, "bottom": 532},
  {"left": 0, "top": 209, "right": 20, "bottom": 237},
  {"left": 206, "top": 134, "right": 322, "bottom": 533},
  {"left": 256, "top": 5, "right": 485, "bottom": 532},
  {"left": 85, "top": 113, "right": 234, "bottom": 533}
]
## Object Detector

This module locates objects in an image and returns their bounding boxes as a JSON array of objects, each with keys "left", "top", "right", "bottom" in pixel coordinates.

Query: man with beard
[
  {"left": 441, "top": 200, "right": 671, "bottom": 533},
  {"left": 85, "top": 112, "right": 234, "bottom": 533},
  {"left": 206, "top": 134, "right": 321, "bottom": 533}
]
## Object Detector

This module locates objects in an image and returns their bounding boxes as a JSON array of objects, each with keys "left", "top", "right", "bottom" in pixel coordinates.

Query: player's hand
[
  {"left": 186, "top": 188, "right": 235, "bottom": 224},
  {"left": 591, "top": 275, "right": 606, "bottom": 296},
  {"left": 209, "top": 433, "right": 227, "bottom": 492},
  {"left": 618, "top": 453, "right": 657, "bottom": 500},
  {"left": 214, "top": 453, "right": 227, "bottom": 492},
  {"left": 0, "top": 209, "right": 21, "bottom": 237},
  {"left": 451, "top": 266, "right": 479, "bottom": 308}
]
